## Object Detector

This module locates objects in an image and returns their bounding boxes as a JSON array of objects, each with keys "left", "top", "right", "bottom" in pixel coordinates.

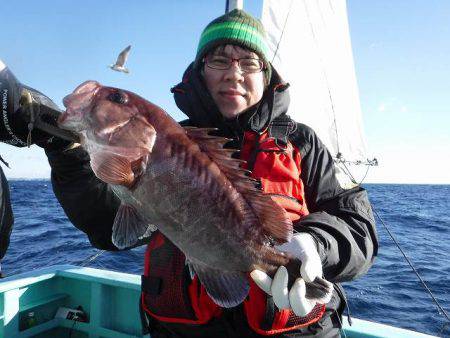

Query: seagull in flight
[{"left": 110, "top": 45, "right": 131, "bottom": 73}]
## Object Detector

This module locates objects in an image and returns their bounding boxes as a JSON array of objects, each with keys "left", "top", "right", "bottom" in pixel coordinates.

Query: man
[{"left": 0, "top": 9, "right": 378, "bottom": 337}]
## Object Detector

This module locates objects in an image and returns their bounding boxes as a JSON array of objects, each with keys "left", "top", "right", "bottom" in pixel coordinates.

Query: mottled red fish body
[{"left": 59, "top": 81, "right": 295, "bottom": 308}]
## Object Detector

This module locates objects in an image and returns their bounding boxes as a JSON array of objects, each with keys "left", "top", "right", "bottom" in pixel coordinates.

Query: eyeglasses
[{"left": 204, "top": 55, "right": 264, "bottom": 73}]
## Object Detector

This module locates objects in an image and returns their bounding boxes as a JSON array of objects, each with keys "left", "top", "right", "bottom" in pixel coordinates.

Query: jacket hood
[{"left": 171, "top": 62, "right": 290, "bottom": 139}]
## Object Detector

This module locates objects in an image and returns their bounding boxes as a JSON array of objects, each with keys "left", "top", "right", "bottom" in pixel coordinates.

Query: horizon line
[{"left": 5, "top": 178, "right": 450, "bottom": 186}]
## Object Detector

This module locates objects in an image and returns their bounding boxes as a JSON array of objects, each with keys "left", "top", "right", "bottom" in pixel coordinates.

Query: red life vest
[{"left": 141, "top": 128, "right": 325, "bottom": 335}]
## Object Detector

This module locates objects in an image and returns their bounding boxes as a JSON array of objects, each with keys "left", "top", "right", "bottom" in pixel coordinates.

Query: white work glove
[{"left": 250, "top": 233, "right": 333, "bottom": 316}]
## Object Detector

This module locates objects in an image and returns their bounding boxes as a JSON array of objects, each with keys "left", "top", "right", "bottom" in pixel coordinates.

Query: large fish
[{"left": 59, "top": 81, "right": 332, "bottom": 308}]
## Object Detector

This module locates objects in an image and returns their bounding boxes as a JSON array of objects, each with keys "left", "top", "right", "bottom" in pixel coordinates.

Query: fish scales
[{"left": 130, "top": 134, "right": 266, "bottom": 271}]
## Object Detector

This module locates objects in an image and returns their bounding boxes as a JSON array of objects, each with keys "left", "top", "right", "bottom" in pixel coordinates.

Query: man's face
[{"left": 203, "top": 45, "right": 265, "bottom": 119}]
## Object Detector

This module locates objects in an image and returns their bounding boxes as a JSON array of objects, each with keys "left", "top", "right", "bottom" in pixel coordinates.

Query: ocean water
[{"left": 2, "top": 180, "right": 449, "bottom": 337}]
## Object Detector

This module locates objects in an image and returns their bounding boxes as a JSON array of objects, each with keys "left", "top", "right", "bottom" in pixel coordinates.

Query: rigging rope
[
  {"left": 268, "top": 0, "right": 380, "bottom": 184},
  {"left": 372, "top": 207, "right": 450, "bottom": 324},
  {"left": 269, "top": 0, "right": 341, "bottom": 153},
  {"left": 270, "top": 0, "right": 294, "bottom": 64},
  {"left": 301, "top": 0, "right": 341, "bottom": 156},
  {"left": 338, "top": 158, "right": 371, "bottom": 186}
]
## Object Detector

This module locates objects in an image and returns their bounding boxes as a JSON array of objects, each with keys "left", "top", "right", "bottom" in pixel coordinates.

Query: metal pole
[{"left": 226, "top": 0, "right": 243, "bottom": 13}]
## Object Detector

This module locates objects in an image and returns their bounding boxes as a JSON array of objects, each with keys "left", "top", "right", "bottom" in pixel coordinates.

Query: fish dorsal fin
[
  {"left": 245, "top": 192, "right": 293, "bottom": 243},
  {"left": 184, "top": 127, "right": 257, "bottom": 190},
  {"left": 184, "top": 127, "right": 293, "bottom": 243}
]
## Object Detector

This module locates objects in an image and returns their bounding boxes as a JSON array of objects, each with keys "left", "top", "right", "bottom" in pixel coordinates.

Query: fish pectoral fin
[
  {"left": 189, "top": 260, "right": 249, "bottom": 308},
  {"left": 112, "top": 203, "right": 151, "bottom": 249},
  {"left": 91, "top": 151, "right": 135, "bottom": 187}
]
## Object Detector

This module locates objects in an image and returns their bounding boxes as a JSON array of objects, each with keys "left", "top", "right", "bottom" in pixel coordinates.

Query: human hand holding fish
[{"left": 251, "top": 233, "right": 333, "bottom": 316}]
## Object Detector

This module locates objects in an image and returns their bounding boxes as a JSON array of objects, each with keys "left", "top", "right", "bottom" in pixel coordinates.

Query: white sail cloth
[{"left": 261, "top": 0, "right": 370, "bottom": 165}]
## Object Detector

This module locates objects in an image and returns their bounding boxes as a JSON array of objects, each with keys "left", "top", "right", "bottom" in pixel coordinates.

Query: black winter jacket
[{"left": 45, "top": 64, "right": 378, "bottom": 336}]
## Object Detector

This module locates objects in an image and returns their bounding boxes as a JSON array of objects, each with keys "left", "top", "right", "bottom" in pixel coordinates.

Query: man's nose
[{"left": 224, "top": 61, "right": 244, "bottom": 80}]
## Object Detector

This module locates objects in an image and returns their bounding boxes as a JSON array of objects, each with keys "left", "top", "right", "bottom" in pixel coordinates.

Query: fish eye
[{"left": 107, "top": 91, "right": 127, "bottom": 104}]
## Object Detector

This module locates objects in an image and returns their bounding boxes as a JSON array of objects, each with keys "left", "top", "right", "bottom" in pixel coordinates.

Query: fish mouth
[
  {"left": 58, "top": 108, "right": 80, "bottom": 130},
  {"left": 59, "top": 81, "right": 101, "bottom": 131}
]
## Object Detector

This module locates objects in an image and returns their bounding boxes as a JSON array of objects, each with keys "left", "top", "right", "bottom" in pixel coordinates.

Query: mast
[{"left": 225, "top": 0, "right": 243, "bottom": 12}]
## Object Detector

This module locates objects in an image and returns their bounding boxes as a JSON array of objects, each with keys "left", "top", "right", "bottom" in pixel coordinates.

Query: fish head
[
  {"left": 59, "top": 81, "right": 157, "bottom": 187},
  {"left": 60, "top": 81, "right": 154, "bottom": 148}
]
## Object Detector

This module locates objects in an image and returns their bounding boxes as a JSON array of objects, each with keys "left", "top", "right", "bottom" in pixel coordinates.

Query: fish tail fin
[
  {"left": 304, "top": 277, "right": 334, "bottom": 304},
  {"left": 285, "top": 259, "right": 334, "bottom": 304}
]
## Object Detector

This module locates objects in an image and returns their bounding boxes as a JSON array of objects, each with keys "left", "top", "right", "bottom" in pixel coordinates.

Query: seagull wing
[{"left": 115, "top": 45, "right": 131, "bottom": 66}]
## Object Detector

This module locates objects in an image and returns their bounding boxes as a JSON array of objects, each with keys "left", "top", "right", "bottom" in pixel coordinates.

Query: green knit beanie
[{"left": 194, "top": 9, "right": 272, "bottom": 82}]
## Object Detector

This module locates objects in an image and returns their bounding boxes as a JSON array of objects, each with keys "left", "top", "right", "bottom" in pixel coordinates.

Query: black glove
[{"left": 0, "top": 60, "right": 77, "bottom": 149}]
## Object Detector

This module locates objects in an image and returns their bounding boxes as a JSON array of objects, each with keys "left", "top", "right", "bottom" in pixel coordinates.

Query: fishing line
[
  {"left": 79, "top": 250, "right": 106, "bottom": 267},
  {"left": 334, "top": 311, "right": 348, "bottom": 338},
  {"left": 68, "top": 319, "right": 77, "bottom": 338},
  {"left": 372, "top": 207, "right": 450, "bottom": 324}
]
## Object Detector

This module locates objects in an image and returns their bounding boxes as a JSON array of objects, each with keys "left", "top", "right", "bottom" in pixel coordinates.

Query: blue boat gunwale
[
  {"left": 0, "top": 264, "right": 142, "bottom": 293},
  {"left": 0, "top": 265, "right": 438, "bottom": 338}
]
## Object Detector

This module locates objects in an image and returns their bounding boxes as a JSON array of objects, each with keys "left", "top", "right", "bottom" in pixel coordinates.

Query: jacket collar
[{"left": 171, "top": 63, "right": 290, "bottom": 139}]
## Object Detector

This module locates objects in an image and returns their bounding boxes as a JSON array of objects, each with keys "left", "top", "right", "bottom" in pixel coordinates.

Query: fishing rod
[
  {"left": 0, "top": 60, "right": 80, "bottom": 148},
  {"left": 20, "top": 89, "right": 80, "bottom": 146}
]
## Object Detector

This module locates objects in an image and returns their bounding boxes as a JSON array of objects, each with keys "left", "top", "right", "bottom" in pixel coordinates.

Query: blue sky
[{"left": 0, "top": 0, "right": 449, "bottom": 183}]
